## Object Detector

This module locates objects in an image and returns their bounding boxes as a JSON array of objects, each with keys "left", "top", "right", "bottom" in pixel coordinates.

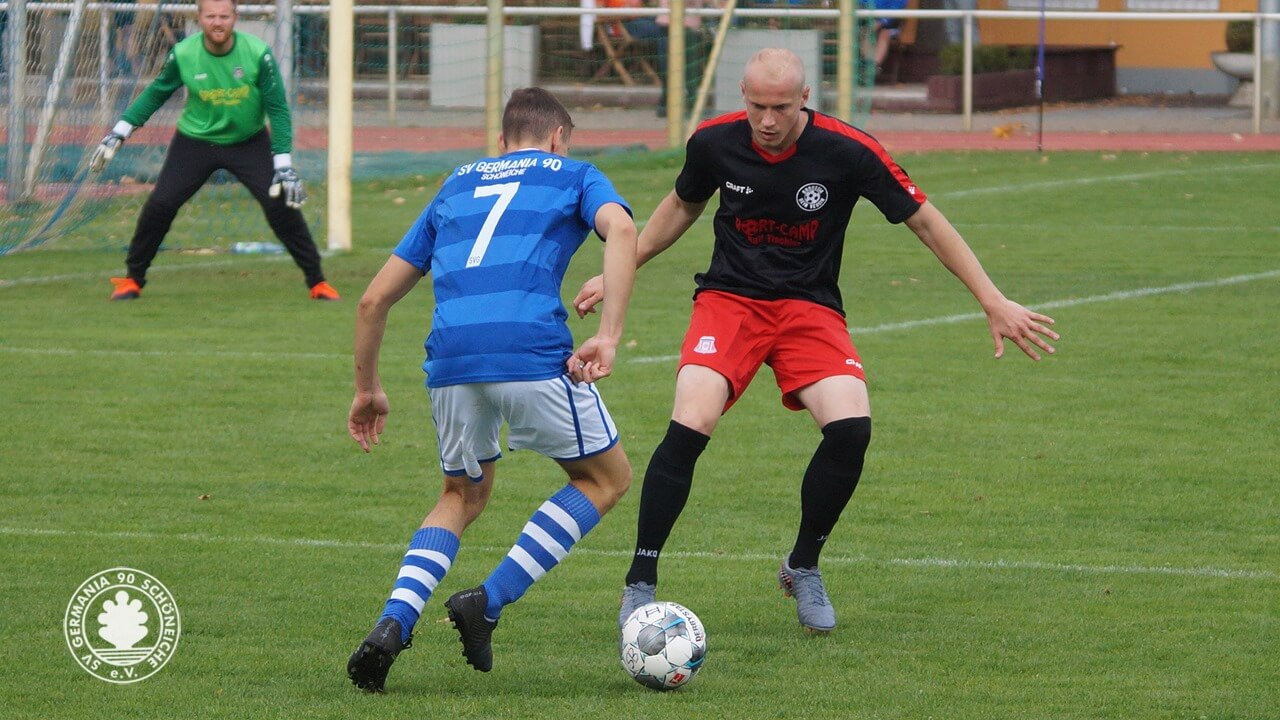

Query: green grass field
[{"left": 2, "top": 150, "right": 1277, "bottom": 719}]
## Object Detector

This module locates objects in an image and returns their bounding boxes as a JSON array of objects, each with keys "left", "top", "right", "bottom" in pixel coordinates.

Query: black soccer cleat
[
  {"left": 347, "top": 617, "right": 411, "bottom": 692},
  {"left": 444, "top": 586, "right": 498, "bottom": 672}
]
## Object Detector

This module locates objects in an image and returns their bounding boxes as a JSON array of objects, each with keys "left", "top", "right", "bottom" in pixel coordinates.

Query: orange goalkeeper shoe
[
  {"left": 309, "top": 280, "right": 341, "bottom": 301},
  {"left": 109, "top": 277, "right": 141, "bottom": 300}
]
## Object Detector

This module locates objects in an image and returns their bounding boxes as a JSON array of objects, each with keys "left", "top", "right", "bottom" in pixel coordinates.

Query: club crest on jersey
[
  {"left": 233, "top": 66, "right": 245, "bottom": 80},
  {"left": 796, "top": 183, "right": 828, "bottom": 212},
  {"left": 694, "top": 336, "right": 717, "bottom": 354}
]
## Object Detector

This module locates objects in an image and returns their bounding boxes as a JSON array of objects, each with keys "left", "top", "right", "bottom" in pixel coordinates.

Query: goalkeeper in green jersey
[{"left": 92, "top": 0, "right": 340, "bottom": 301}]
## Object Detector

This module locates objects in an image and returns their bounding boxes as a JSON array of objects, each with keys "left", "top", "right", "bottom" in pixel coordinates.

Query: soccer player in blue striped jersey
[{"left": 345, "top": 88, "right": 638, "bottom": 691}]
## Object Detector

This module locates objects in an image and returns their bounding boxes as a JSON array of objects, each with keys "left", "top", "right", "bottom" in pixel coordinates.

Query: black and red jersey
[{"left": 674, "top": 108, "right": 926, "bottom": 315}]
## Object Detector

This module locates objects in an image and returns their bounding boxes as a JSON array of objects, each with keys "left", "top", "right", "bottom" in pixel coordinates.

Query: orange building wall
[{"left": 975, "top": 0, "right": 1253, "bottom": 70}]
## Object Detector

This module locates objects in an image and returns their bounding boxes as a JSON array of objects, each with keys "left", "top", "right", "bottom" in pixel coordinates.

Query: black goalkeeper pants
[{"left": 125, "top": 129, "right": 326, "bottom": 288}]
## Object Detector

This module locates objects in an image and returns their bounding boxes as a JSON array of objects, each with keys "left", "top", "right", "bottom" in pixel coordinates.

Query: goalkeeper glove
[
  {"left": 269, "top": 153, "right": 307, "bottom": 209},
  {"left": 90, "top": 121, "right": 134, "bottom": 172}
]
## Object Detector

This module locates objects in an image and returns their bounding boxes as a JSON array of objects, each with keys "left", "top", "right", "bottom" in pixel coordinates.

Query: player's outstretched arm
[
  {"left": 904, "top": 201, "right": 1060, "bottom": 361},
  {"left": 569, "top": 203, "right": 638, "bottom": 384},
  {"left": 573, "top": 190, "right": 706, "bottom": 317},
  {"left": 349, "top": 256, "right": 423, "bottom": 452}
]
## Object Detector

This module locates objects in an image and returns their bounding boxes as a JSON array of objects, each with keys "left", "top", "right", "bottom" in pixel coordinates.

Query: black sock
[
  {"left": 625, "top": 420, "right": 710, "bottom": 586},
  {"left": 789, "top": 417, "right": 872, "bottom": 569}
]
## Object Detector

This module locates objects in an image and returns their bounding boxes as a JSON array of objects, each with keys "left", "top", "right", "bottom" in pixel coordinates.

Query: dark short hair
[{"left": 502, "top": 88, "right": 574, "bottom": 145}]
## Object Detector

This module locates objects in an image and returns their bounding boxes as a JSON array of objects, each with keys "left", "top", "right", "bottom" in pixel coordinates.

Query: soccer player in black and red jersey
[{"left": 575, "top": 48, "right": 1060, "bottom": 634}]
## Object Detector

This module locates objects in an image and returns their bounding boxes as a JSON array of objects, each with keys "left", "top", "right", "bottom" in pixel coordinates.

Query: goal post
[
  {"left": 25, "top": 0, "right": 90, "bottom": 198},
  {"left": 5, "top": 0, "right": 30, "bottom": 206}
]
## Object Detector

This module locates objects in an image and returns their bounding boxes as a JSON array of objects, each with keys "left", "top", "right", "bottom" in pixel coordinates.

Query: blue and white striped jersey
[{"left": 393, "top": 149, "right": 631, "bottom": 388}]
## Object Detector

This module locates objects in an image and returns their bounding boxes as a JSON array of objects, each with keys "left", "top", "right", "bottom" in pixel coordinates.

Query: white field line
[
  {"left": 3, "top": 268, "right": 1278, "bottom": 364},
  {"left": 0, "top": 345, "right": 346, "bottom": 361},
  {"left": 953, "top": 223, "right": 1280, "bottom": 234},
  {"left": 0, "top": 246, "right": 346, "bottom": 290},
  {"left": 1, "top": 525, "right": 1271, "bottom": 581},
  {"left": 4, "top": 162, "right": 1276, "bottom": 291},
  {"left": 847, "top": 268, "right": 1280, "bottom": 334},
  {"left": 0, "top": 255, "right": 295, "bottom": 289},
  {"left": 628, "top": 268, "right": 1280, "bottom": 364},
  {"left": 941, "top": 161, "right": 1280, "bottom": 200}
]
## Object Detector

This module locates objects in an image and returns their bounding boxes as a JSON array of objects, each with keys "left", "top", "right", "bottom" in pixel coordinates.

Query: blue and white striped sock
[
  {"left": 379, "top": 526, "right": 459, "bottom": 642},
  {"left": 481, "top": 484, "right": 601, "bottom": 620}
]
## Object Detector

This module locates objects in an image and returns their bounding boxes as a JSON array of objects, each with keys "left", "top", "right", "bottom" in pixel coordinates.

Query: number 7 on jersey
[{"left": 466, "top": 182, "right": 520, "bottom": 268}]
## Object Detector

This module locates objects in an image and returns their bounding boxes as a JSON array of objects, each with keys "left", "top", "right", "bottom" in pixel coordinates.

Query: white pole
[
  {"left": 277, "top": 0, "right": 295, "bottom": 101},
  {"left": 387, "top": 8, "right": 397, "bottom": 126},
  {"left": 327, "top": 0, "right": 354, "bottom": 252},
  {"left": 668, "top": 0, "right": 686, "bottom": 146},
  {"left": 99, "top": 5, "right": 110, "bottom": 127},
  {"left": 836, "top": 0, "right": 853, "bottom": 124},
  {"left": 24, "top": 0, "right": 89, "bottom": 198},
  {"left": 6, "top": 0, "right": 29, "bottom": 203},
  {"left": 1264, "top": 0, "right": 1280, "bottom": 119},
  {"left": 962, "top": 10, "right": 972, "bottom": 132},
  {"left": 1253, "top": 15, "right": 1263, "bottom": 133},
  {"left": 486, "top": 0, "right": 502, "bottom": 158}
]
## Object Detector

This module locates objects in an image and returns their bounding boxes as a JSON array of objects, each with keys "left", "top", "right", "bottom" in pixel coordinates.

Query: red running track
[
  {"left": 316, "top": 127, "right": 1280, "bottom": 154},
  {"left": 5, "top": 125, "right": 1276, "bottom": 156}
]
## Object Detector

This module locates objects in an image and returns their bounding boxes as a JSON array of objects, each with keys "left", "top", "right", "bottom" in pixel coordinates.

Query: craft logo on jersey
[
  {"left": 694, "top": 336, "right": 717, "bottom": 354},
  {"left": 233, "top": 66, "right": 245, "bottom": 80},
  {"left": 64, "top": 567, "right": 181, "bottom": 684},
  {"left": 796, "top": 183, "right": 828, "bottom": 211}
]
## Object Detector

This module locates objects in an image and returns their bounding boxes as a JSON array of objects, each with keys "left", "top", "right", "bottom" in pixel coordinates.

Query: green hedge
[
  {"left": 1226, "top": 20, "right": 1253, "bottom": 53},
  {"left": 937, "top": 44, "right": 1035, "bottom": 76}
]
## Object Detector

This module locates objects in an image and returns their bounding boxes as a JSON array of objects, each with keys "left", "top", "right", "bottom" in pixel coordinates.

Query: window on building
[
  {"left": 1125, "top": 0, "right": 1219, "bottom": 10},
  {"left": 1005, "top": 0, "right": 1099, "bottom": 10}
]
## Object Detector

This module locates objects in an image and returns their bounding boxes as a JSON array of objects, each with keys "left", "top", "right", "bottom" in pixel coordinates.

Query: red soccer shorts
[{"left": 678, "top": 290, "right": 866, "bottom": 413}]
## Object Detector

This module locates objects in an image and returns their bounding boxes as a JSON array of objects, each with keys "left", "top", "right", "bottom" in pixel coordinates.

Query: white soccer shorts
[{"left": 428, "top": 375, "right": 618, "bottom": 480}]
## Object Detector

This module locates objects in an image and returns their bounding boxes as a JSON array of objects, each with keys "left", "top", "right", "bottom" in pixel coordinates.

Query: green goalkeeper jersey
[{"left": 122, "top": 31, "right": 293, "bottom": 154}]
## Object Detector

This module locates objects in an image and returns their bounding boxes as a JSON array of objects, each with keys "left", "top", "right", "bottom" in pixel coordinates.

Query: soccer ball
[{"left": 619, "top": 601, "right": 707, "bottom": 691}]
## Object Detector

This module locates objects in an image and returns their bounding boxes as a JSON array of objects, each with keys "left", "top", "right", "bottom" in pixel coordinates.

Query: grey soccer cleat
[
  {"left": 778, "top": 558, "right": 836, "bottom": 633},
  {"left": 617, "top": 581, "right": 657, "bottom": 629},
  {"left": 347, "top": 617, "right": 411, "bottom": 692}
]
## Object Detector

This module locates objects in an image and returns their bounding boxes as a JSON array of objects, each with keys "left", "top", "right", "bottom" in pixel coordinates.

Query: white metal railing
[{"left": 3, "top": 2, "right": 1279, "bottom": 133}]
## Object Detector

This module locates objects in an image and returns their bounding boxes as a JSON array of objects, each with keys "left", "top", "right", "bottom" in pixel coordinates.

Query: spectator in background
[
  {"left": 110, "top": 0, "right": 138, "bottom": 76},
  {"left": 944, "top": 0, "right": 979, "bottom": 46},
  {"left": 868, "top": 0, "right": 907, "bottom": 74},
  {"left": 1, "top": 10, "right": 8, "bottom": 77},
  {"left": 622, "top": 1, "right": 714, "bottom": 118},
  {"left": 133, "top": 1, "right": 189, "bottom": 73},
  {"left": 750, "top": 0, "right": 809, "bottom": 31},
  {"left": 297, "top": 0, "right": 328, "bottom": 81}
]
